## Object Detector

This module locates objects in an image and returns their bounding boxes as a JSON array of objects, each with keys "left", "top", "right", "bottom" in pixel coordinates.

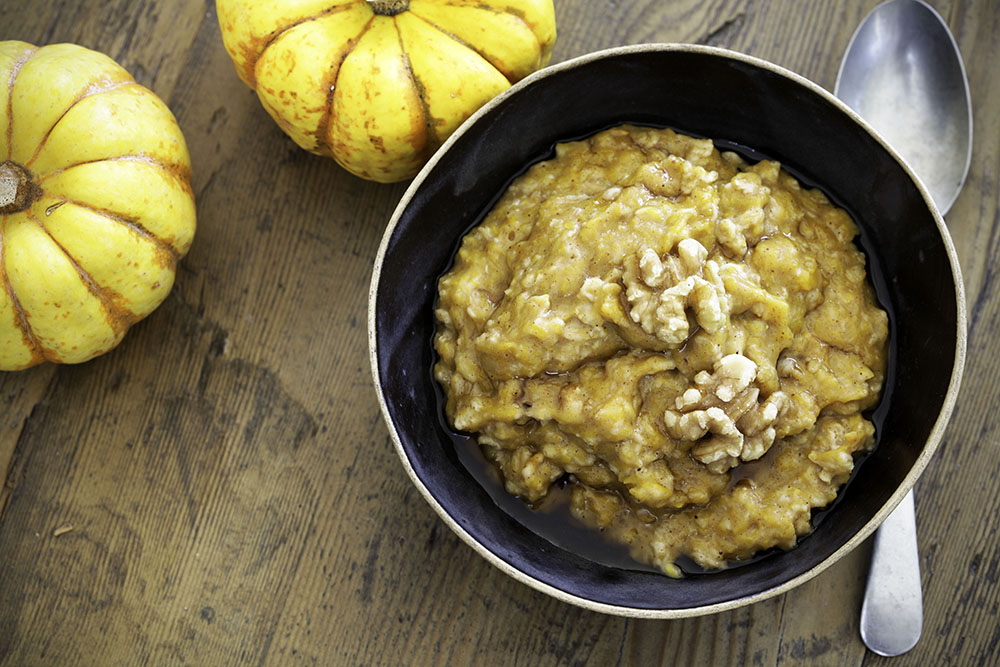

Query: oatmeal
[{"left": 433, "top": 125, "right": 888, "bottom": 576}]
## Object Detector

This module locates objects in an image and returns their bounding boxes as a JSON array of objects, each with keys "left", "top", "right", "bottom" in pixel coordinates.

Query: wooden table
[{"left": 1, "top": 1, "right": 997, "bottom": 664}]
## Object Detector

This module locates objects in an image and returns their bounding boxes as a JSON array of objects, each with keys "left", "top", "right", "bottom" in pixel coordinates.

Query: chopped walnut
[
  {"left": 703, "top": 352, "right": 756, "bottom": 401},
  {"left": 737, "top": 391, "right": 789, "bottom": 461},
  {"left": 637, "top": 248, "right": 681, "bottom": 287},
  {"left": 663, "top": 354, "right": 788, "bottom": 472},
  {"left": 623, "top": 240, "right": 729, "bottom": 344},
  {"left": 666, "top": 406, "right": 743, "bottom": 469},
  {"left": 677, "top": 238, "right": 708, "bottom": 272}
]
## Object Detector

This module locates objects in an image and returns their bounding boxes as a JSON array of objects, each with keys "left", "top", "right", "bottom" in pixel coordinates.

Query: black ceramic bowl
[{"left": 368, "top": 45, "right": 966, "bottom": 617}]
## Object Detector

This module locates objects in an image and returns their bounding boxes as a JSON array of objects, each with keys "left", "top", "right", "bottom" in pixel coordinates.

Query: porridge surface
[{"left": 433, "top": 125, "right": 888, "bottom": 575}]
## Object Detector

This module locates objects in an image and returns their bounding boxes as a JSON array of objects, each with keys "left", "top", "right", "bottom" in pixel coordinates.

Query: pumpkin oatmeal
[{"left": 433, "top": 125, "right": 888, "bottom": 576}]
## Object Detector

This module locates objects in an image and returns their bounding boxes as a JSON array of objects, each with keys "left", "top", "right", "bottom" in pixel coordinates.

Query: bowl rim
[{"left": 367, "top": 42, "right": 967, "bottom": 618}]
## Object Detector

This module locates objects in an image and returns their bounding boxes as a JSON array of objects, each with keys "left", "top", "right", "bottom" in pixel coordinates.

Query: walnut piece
[
  {"left": 663, "top": 354, "right": 788, "bottom": 473},
  {"left": 623, "top": 239, "right": 729, "bottom": 345}
]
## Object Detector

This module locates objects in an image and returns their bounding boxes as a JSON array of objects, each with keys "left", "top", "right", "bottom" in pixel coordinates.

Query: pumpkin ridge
[
  {"left": 0, "top": 215, "right": 43, "bottom": 365},
  {"left": 23, "top": 80, "right": 141, "bottom": 171},
  {"left": 488, "top": 4, "right": 542, "bottom": 39},
  {"left": 250, "top": 2, "right": 368, "bottom": 91},
  {"left": 27, "top": 208, "right": 137, "bottom": 336},
  {"left": 47, "top": 197, "right": 182, "bottom": 262},
  {"left": 4, "top": 45, "right": 36, "bottom": 161},
  {"left": 430, "top": 2, "right": 541, "bottom": 53},
  {"left": 40, "top": 155, "right": 194, "bottom": 197},
  {"left": 315, "top": 15, "right": 376, "bottom": 157},
  {"left": 392, "top": 17, "right": 438, "bottom": 152},
  {"left": 485, "top": 4, "right": 550, "bottom": 63},
  {"left": 406, "top": 9, "right": 514, "bottom": 82}
]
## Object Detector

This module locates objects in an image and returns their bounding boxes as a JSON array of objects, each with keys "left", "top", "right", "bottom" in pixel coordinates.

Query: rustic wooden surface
[{"left": 1, "top": 1, "right": 997, "bottom": 664}]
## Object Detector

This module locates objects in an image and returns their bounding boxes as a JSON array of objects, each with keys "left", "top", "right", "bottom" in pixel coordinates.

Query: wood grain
[{"left": 1, "top": 0, "right": 998, "bottom": 665}]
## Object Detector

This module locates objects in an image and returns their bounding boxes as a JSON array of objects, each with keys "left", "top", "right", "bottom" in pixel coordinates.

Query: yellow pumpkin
[
  {"left": 0, "top": 41, "right": 196, "bottom": 371},
  {"left": 216, "top": 0, "right": 556, "bottom": 182}
]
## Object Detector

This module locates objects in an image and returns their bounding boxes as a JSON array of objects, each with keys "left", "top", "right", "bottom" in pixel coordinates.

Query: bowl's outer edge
[{"left": 367, "top": 42, "right": 968, "bottom": 618}]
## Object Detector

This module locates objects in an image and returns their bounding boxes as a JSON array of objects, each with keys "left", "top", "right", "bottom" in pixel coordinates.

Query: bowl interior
[{"left": 371, "top": 46, "right": 962, "bottom": 613}]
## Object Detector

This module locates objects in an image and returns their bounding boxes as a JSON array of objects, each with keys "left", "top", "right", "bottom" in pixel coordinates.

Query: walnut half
[
  {"left": 623, "top": 239, "right": 728, "bottom": 345},
  {"left": 663, "top": 353, "right": 788, "bottom": 473}
]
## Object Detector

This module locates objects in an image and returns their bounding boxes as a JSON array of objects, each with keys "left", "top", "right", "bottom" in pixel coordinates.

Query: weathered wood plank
[{"left": 0, "top": 367, "right": 55, "bottom": 515}]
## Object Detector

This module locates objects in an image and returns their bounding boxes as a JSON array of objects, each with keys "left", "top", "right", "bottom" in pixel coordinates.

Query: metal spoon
[{"left": 834, "top": 0, "right": 972, "bottom": 656}]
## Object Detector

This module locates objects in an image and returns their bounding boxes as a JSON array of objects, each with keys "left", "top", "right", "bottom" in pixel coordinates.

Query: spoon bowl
[{"left": 836, "top": 0, "right": 973, "bottom": 213}]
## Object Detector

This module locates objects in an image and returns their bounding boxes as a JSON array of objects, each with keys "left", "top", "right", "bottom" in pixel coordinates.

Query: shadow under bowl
[{"left": 368, "top": 44, "right": 966, "bottom": 617}]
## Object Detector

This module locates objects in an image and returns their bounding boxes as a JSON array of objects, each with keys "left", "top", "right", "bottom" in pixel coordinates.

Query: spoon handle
[{"left": 859, "top": 490, "right": 922, "bottom": 656}]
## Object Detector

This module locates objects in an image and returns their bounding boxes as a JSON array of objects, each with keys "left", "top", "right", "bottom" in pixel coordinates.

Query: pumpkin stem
[
  {"left": 0, "top": 161, "right": 38, "bottom": 215},
  {"left": 367, "top": 0, "right": 409, "bottom": 16}
]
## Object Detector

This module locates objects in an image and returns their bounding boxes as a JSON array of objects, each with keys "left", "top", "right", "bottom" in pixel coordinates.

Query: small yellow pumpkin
[
  {"left": 0, "top": 41, "right": 196, "bottom": 371},
  {"left": 216, "top": 0, "right": 556, "bottom": 182}
]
